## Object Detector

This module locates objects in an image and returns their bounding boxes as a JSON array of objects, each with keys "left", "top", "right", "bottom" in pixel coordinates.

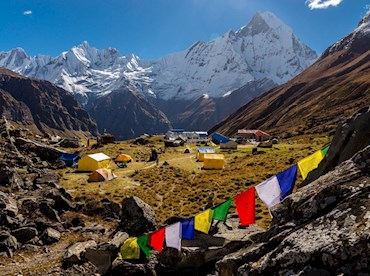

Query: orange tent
[
  {"left": 115, "top": 154, "right": 133, "bottom": 163},
  {"left": 88, "top": 168, "right": 117, "bottom": 182}
]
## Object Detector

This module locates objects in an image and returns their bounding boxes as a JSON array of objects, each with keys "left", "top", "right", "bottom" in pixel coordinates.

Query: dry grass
[{"left": 58, "top": 134, "right": 331, "bottom": 228}]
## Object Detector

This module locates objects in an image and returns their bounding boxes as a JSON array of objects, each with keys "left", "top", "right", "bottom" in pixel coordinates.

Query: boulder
[
  {"left": 63, "top": 240, "right": 97, "bottom": 265},
  {"left": 11, "top": 227, "right": 38, "bottom": 244},
  {"left": 39, "top": 200, "right": 61, "bottom": 222},
  {"left": 302, "top": 107, "right": 370, "bottom": 186},
  {"left": 110, "top": 259, "right": 147, "bottom": 276},
  {"left": 0, "top": 191, "right": 18, "bottom": 217},
  {"left": 106, "top": 231, "right": 129, "bottom": 252},
  {"left": 0, "top": 231, "right": 18, "bottom": 257},
  {"left": 84, "top": 247, "right": 114, "bottom": 275},
  {"left": 40, "top": 228, "right": 61, "bottom": 245},
  {"left": 118, "top": 196, "right": 157, "bottom": 236}
]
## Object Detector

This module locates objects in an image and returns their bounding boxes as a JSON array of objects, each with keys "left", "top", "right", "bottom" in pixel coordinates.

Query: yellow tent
[
  {"left": 115, "top": 154, "right": 133, "bottom": 163},
  {"left": 88, "top": 168, "right": 117, "bottom": 182},
  {"left": 203, "top": 154, "right": 225, "bottom": 170},
  {"left": 78, "top": 153, "right": 111, "bottom": 171}
]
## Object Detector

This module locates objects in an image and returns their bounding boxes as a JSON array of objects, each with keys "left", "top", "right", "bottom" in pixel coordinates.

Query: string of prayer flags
[
  {"left": 235, "top": 187, "right": 255, "bottom": 226},
  {"left": 276, "top": 164, "right": 298, "bottom": 200},
  {"left": 120, "top": 237, "right": 140, "bottom": 259},
  {"left": 137, "top": 234, "right": 151, "bottom": 259},
  {"left": 165, "top": 222, "right": 182, "bottom": 251},
  {"left": 149, "top": 228, "right": 165, "bottom": 253},
  {"left": 181, "top": 217, "right": 195, "bottom": 240},
  {"left": 195, "top": 209, "right": 214, "bottom": 234},
  {"left": 212, "top": 198, "right": 233, "bottom": 222},
  {"left": 297, "top": 150, "right": 324, "bottom": 180}
]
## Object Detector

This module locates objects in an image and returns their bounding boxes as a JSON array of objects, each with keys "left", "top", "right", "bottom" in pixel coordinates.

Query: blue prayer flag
[
  {"left": 181, "top": 217, "right": 194, "bottom": 240},
  {"left": 276, "top": 164, "right": 298, "bottom": 200}
]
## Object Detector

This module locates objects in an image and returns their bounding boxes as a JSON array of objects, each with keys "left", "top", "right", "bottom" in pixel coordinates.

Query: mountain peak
[{"left": 237, "top": 11, "right": 292, "bottom": 37}]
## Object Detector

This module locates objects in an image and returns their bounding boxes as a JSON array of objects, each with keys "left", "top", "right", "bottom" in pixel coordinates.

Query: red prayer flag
[
  {"left": 149, "top": 228, "right": 165, "bottom": 253},
  {"left": 235, "top": 187, "right": 255, "bottom": 226}
]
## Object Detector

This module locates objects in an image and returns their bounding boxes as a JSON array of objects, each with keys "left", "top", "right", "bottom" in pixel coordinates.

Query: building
[
  {"left": 236, "top": 130, "right": 271, "bottom": 143},
  {"left": 165, "top": 130, "right": 209, "bottom": 144},
  {"left": 220, "top": 140, "right": 238, "bottom": 150},
  {"left": 211, "top": 132, "right": 231, "bottom": 145}
]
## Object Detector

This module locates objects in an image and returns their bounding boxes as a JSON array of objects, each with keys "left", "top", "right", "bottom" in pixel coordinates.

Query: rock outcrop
[{"left": 302, "top": 106, "right": 370, "bottom": 186}]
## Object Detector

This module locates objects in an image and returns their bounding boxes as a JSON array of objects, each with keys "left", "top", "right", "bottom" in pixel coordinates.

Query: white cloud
[
  {"left": 23, "top": 10, "right": 33, "bottom": 15},
  {"left": 306, "top": 0, "right": 344, "bottom": 9}
]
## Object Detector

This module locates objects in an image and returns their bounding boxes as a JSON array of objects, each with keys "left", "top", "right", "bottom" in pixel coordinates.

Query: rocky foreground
[{"left": 0, "top": 108, "right": 369, "bottom": 275}]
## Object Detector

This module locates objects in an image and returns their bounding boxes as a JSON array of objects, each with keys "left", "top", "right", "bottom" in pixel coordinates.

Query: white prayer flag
[
  {"left": 165, "top": 222, "right": 182, "bottom": 251},
  {"left": 255, "top": 176, "right": 282, "bottom": 209}
]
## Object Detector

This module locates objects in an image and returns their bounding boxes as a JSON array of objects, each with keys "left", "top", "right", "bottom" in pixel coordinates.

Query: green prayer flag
[
  {"left": 137, "top": 234, "right": 151, "bottom": 259},
  {"left": 212, "top": 198, "right": 233, "bottom": 222},
  {"left": 322, "top": 144, "right": 330, "bottom": 156}
]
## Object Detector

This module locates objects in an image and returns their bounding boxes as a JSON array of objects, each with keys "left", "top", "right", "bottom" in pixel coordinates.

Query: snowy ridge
[
  {"left": 0, "top": 12, "right": 317, "bottom": 103},
  {"left": 327, "top": 11, "right": 370, "bottom": 55}
]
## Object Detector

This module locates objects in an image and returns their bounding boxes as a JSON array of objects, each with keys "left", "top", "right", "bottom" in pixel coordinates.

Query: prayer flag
[
  {"left": 322, "top": 144, "right": 330, "bottom": 156},
  {"left": 276, "top": 164, "right": 298, "bottom": 200},
  {"left": 181, "top": 217, "right": 195, "bottom": 240},
  {"left": 120, "top": 237, "right": 140, "bottom": 259},
  {"left": 165, "top": 222, "right": 182, "bottom": 251},
  {"left": 195, "top": 209, "right": 214, "bottom": 234},
  {"left": 298, "top": 150, "right": 324, "bottom": 180},
  {"left": 235, "top": 188, "right": 255, "bottom": 226},
  {"left": 212, "top": 198, "right": 233, "bottom": 222},
  {"left": 137, "top": 234, "right": 151, "bottom": 259},
  {"left": 256, "top": 177, "right": 282, "bottom": 209},
  {"left": 149, "top": 228, "right": 165, "bottom": 253}
]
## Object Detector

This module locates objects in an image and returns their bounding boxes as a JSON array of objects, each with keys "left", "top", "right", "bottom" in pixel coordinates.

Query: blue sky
[{"left": 0, "top": 0, "right": 369, "bottom": 59}]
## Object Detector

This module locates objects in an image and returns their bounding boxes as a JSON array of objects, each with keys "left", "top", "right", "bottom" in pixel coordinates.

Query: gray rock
[
  {"left": 0, "top": 231, "right": 18, "bottom": 256},
  {"left": 118, "top": 196, "right": 157, "bottom": 236},
  {"left": 84, "top": 247, "right": 114, "bottom": 275},
  {"left": 39, "top": 200, "right": 61, "bottom": 222},
  {"left": 110, "top": 258, "right": 147, "bottom": 276},
  {"left": 63, "top": 240, "right": 97, "bottom": 265},
  {"left": 0, "top": 191, "right": 18, "bottom": 217},
  {"left": 302, "top": 106, "right": 370, "bottom": 186},
  {"left": 11, "top": 227, "right": 38, "bottom": 244},
  {"left": 106, "top": 231, "right": 129, "bottom": 252},
  {"left": 40, "top": 228, "right": 61, "bottom": 245}
]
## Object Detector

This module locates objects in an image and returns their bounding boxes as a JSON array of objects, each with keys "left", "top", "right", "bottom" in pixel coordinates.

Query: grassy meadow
[{"left": 59, "top": 134, "right": 331, "bottom": 228}]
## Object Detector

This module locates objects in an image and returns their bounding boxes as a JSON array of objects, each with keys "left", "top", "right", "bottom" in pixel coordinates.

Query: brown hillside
[
  {"left": 0, "top": 67, "right": 98, "bottom": 137},
  {"left": 210, "top": 17, "right": 370, "bottom": 137}
]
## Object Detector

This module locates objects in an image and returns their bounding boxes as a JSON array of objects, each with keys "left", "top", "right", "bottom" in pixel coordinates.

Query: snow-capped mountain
[{"left": 0, "top": 12, "right": 317, "bottom": 104}]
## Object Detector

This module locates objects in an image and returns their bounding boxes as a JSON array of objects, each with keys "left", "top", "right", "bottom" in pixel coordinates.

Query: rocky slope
[
  {"left": 0, "top": 12, "right": 317, "bottom": 133},
  {"left": 210, "top": 12, "right": 370, "bottom": 137},
  {"left": 217, "top": 108, "right": 370, "bottom": 275},
  {"left": 0, "top": 68, "right": 98, "bottom": 137},
  {"left": 88, "top": 88, "right": 171, "bottom": 140}
]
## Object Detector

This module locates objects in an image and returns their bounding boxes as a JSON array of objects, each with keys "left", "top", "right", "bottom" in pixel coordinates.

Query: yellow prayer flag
[
  {"left": 194, "top": 209, "right": 214, "bottom": 234},
  {"left": 120, "top": 237, "right": 140, "bottom": 259},
  {"left": 298, "top": 150, "right": 324, "bottom": 180}
]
